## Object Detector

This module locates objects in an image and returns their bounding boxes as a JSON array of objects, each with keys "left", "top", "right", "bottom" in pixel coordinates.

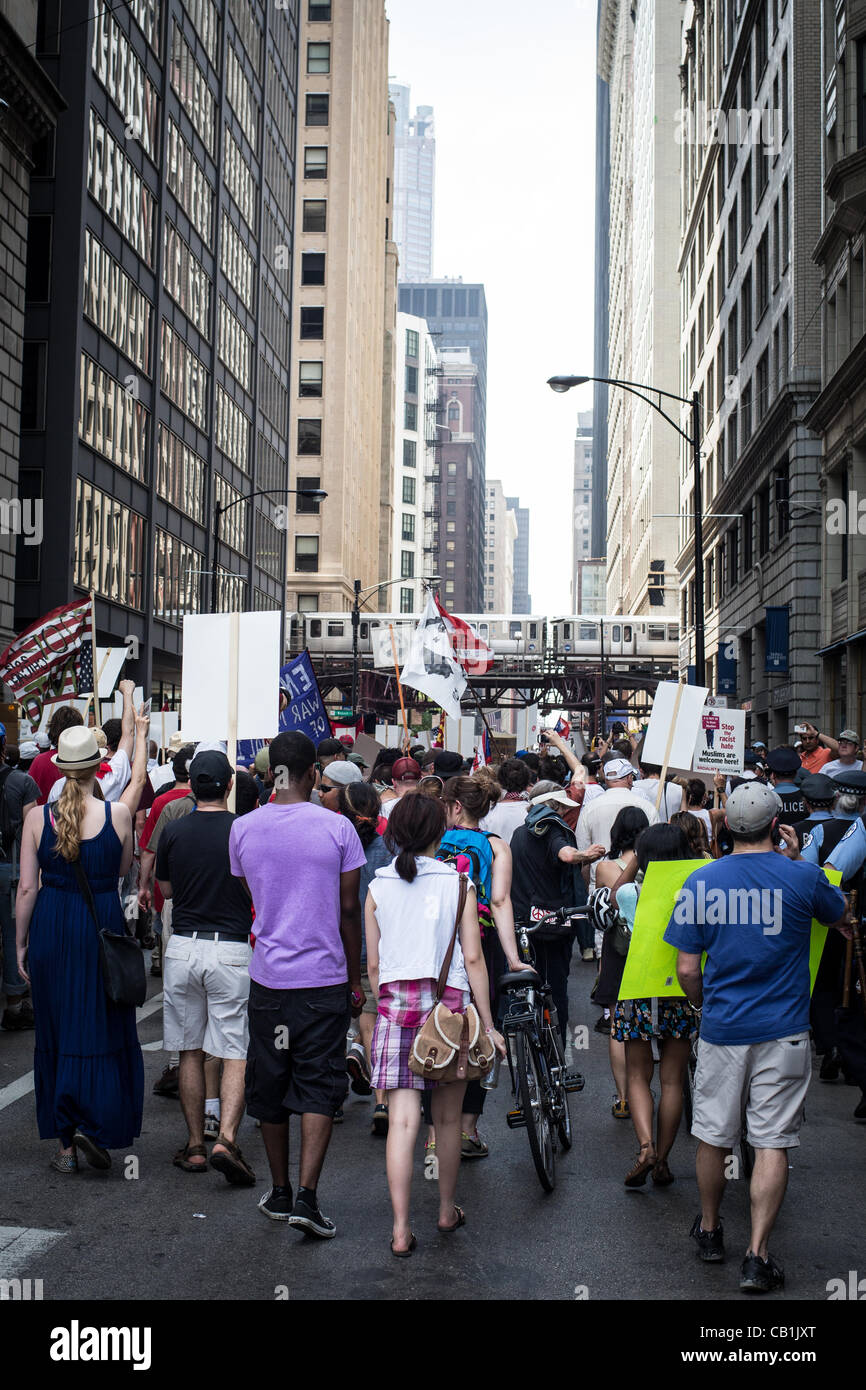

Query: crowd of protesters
[{"left": 1, "top": 701, "right": 863, "bottom": 1291}]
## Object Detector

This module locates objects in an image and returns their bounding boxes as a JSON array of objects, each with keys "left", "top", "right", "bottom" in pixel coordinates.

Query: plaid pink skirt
[{"left": 370, "top": 978, "right": 471, "bottom": 1091}]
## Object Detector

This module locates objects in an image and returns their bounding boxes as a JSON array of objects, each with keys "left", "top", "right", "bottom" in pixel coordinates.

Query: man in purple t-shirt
[{"left": 230, "top": 730, "right": 365, "bottom": 1238}]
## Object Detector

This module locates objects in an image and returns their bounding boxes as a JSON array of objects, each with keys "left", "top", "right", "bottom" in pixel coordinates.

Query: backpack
[
  {"left": 436, "top": 830, "right": 495, "bottom": 938},
  {"left": 0, "top": 765, "right": 17, "bottom": 858}
]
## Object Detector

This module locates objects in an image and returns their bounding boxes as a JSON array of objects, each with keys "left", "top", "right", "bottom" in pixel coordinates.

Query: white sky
[{"left": 385, "top": 0, "right": 599, "bottom": 616}]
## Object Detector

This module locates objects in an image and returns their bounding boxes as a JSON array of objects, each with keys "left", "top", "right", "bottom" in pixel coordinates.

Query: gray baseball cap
[{"left": 725, "top": 781, "right": 782, "bottom": 834}]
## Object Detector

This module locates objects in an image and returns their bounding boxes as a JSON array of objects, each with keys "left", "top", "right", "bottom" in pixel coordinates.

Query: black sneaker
[
  {"left": 152, "top": 1064, "right": 179, "bottom": 1097},
  {"left": 819, "top": 1047, "right": 841, "bottom": 1081},
  {"left": 594, "top": 1014, "right": 611, "bottom": 1034},
  {"left": 332, "top": 1107, "right": 344, "bottom": 1124},
  {"left": 854, "top": 1093, "right": 866, "bottom": 1120},
  {"left": 690, "top": 1214, "right": 725, "bottom": 1262},
  {"left": 287, "top": 1196, "right": 336, "bottom": 1239},
  {"left": 258, "top": 1186, "right": 294, "bottom": 1221},
  {"left": 1, "top": 999, "right": 34, "bottom": 1031},
  {"left": 740, "top": 1251, "right": 784, "bottom": 1293}
]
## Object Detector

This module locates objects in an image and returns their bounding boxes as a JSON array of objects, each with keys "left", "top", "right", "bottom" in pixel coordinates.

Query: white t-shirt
[
  {"left": 632, "top": 778, "right": 684, "bottom": 822},
  {"left": 481, "top": 799, "right": 529, "bottom": 846},
  {"left": 576, "top": 788, "right": 660, "bottom": 888},
  {"left": 368, "top": 857, "right": 471, "bottom": 990},
  {"left": 48, "top": 748, "right": 131, "bottom": 805},
  {"left": 821, "top": 758, "right": 863, "bottom": 779}
]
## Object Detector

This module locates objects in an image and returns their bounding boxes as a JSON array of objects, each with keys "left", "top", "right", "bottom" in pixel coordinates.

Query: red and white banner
[{"left": 434, "top": 595, "right": 493, "bottom": 675}]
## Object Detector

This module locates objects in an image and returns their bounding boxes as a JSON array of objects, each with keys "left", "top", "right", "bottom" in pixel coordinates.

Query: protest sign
[
  {"left": 618, "top": 860, "right": 838, "bottom": 1000},
  {"left": 692, "top": 705, "right": 745, "bottom": 775},
  {"left": 641, "top": 680, "right": 709, "bottom": 772},
  {"left": 181, "top": 613, "right": 280, "bottom": 743}
]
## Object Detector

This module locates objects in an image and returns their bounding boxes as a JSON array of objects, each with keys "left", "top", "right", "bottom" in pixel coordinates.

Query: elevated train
[{"left": 292, "top": 612, "right": 680, "bottom": 668}]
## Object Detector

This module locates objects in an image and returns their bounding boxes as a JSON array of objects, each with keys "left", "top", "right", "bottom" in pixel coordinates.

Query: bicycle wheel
[
  {"left": 515, "top": 1029, "right": 555, "bottom": 1192},
  {"left": 546, "top": 1024, "right": 572, "bottom": 1150}
]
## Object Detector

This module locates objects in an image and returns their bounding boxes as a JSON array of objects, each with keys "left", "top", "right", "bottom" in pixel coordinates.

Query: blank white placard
[
  {"left": 641, "top": 681, "right": 710, "bottom": 772},
  {"left": 181, "top": 612, "right": 280, "bottom": 741}
]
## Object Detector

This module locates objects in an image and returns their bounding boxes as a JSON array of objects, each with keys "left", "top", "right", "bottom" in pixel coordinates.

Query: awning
[{"left": 815, "top": 626, "right": 866, "bottom": 657}]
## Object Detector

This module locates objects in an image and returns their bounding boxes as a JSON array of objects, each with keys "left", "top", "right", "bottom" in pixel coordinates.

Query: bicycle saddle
[{"left": 498, "top": 968, "right": 542, "bottom": 989}]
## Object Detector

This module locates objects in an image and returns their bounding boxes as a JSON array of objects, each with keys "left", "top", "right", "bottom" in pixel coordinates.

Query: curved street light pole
[
  {"left": 548, "top": 375, "right": 705, "bottom": 687},
  {"left": 211, "top": 486, "right": 328, "bottom": 616}
]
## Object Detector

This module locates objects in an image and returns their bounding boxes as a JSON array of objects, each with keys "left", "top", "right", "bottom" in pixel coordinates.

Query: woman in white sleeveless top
[{"left": 365, "top": 793, "right": 505, "bottom": 1256}]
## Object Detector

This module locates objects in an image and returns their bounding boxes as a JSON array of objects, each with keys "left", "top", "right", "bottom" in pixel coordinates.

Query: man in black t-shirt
[
  {"left": 156, "top": 751, "right": 256, "bottom": 1188},
  {"left": 510, "top": 785, "right": 605, "bottom": 1041}
]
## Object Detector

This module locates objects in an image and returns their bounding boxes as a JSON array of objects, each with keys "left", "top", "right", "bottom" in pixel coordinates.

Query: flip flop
[
  {"left": 437, "top": 1204, "right": 466, "bottom": 1233},
  {"left": 390, "top": 1233, "right": 417, "bottom": 1258},
  {"left": 172, "top": 1143, "right": 208, "bottom": 1172},
  {"left": 209, "top": 1135, "right": 256, "bottom": 1186}
]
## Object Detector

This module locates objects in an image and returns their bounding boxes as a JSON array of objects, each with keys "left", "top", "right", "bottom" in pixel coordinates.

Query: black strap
[{"left": 71, "top": 855, "right": 100, "bottom": 930}]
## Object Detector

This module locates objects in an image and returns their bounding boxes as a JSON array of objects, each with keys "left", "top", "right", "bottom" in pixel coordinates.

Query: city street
[{"left": 1, "top": 960, "right": 862, "bottom": 1304}]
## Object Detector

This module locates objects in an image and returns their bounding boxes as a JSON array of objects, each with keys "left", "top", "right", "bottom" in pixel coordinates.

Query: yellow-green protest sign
[{"left": 617, "top": 860, "right": 840, "bottom": 1001}]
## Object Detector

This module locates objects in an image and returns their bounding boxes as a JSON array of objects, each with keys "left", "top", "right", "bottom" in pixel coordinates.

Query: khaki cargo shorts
[{"left": 692, "top": 1031, "right": 811, "bottom": 1149}]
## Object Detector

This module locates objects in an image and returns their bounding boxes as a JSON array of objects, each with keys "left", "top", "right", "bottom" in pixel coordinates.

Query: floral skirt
[
  {"left": 612, "top": 997, "right": 695, "bottom": 1043},
  {"left": 370, "top": 978, "right": 470, "bottom": 1091}
]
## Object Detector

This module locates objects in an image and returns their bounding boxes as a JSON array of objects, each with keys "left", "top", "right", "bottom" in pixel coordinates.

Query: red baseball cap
[
  {"left": 338, "top": 735, "right": 355, "bottom": 748},
  {"left": 391, "top": 757, "right": 422, "bottom": 782}
]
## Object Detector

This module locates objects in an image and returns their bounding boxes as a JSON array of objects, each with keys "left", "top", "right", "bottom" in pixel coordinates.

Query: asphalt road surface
[{"left": 1, "top": 956, "right": 863, "bottom": 1303}]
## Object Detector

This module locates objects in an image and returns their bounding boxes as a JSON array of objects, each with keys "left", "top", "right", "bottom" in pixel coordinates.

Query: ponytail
[{"left": 53, "top": 773, "right": 90, "bottom": 862}]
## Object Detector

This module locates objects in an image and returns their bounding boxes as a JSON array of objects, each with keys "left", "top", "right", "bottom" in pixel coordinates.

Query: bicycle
[{"left": 498, "top": 907, "right": 587, "bottom": 1192}]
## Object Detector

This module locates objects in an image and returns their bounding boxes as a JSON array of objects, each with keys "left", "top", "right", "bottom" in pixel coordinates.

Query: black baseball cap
[{"left": 189, "top": 750, "right": 232, "bottom": 797}]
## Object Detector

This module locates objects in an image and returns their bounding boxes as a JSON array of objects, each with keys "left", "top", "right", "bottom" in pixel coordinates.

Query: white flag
[{"left": 399, "top": 595, "right": 466, "bottom": 720}]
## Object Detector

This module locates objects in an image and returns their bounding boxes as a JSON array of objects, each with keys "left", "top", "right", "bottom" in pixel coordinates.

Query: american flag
[
  {"left": 0, "top": 598, "right": 94, "bottom": 723},
  {"left": 555, "top": 717, "right": 571, "bottom": 740},
  {"left": 472, "top": 728, "right": 491, "bottom": 771}
]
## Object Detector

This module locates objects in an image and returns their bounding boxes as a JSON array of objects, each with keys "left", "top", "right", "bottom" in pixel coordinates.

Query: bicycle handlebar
[{"left": 517, "top": 906, "right": 589, "bottom": 933}]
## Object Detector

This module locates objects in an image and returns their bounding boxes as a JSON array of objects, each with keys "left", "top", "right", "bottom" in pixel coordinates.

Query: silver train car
[{"left": 294, "top": 611, "right": 678, "bottom": 665}]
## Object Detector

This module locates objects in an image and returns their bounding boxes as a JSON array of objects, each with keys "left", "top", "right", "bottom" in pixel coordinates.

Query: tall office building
[
  {"left": 392, "top": 311, "right": 439, "bottom": 612},
  {"left": 599, "top": 0, "right": 681, "bottom": 616},
  {"left": 505, "top": 495, "right": 531, "bottom": 613},
  {"left": 484, "top": 481, "right": 517, "bottom": 614},
  {"left": 398, "top": 279, "right": 488, "bottom": 610},
  {"left": 389, "top": 81, "right": 435, "bottom": 281},
  {"left": 286, "top": 0, "right": 396, "bottom": 616},
  {"left": 678, "top": 0, "right": 822, "bottom": 737},
  {"left": 592, "top": 1, "right": 611, "bottom": 560},
  {"left": 573, "top": 411, "right": 594, "bottom": 587},
  {"left": 17, "top": 0, "right": 299, "bottom": 700},
  {"left": 0, "top": 0, "right": 63, "bottom": 651}
]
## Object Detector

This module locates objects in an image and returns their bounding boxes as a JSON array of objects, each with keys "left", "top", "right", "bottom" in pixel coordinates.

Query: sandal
[
  {"left": 624, "top": 1142, "right": 657, "bottom": 1187},
  {"left": 72, "top": 1130, "right": 111, "bottom": 1170},
  {"left": 437, "top": 1204, "right": 466, "bottom": 1233},
  {"left": 173, "top": 1143, "right": 208, "bottom": 1172},
  {"left": 209, "top": 1135, "right": 256, "bottom": 1186},
  {"left": 390, "top": 1233, "right": 417, "bottom": 1258},
  {"left": 50, "top": 1150, "right": 78, "bottom": 1173},
  {"left": 611, "top": 1097, "right": 630, "bottom": 1119},
  {"left": 652, "top": 1159, "right": 675, "bottom": 1186}
]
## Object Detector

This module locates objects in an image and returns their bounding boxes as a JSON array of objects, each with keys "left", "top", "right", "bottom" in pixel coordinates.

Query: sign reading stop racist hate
[{"left": 692, "top": 704, "right": 745, "bottom": 775}]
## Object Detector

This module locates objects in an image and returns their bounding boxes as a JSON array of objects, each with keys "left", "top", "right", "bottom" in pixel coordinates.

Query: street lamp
[
  {"left": 211, "top": 486, "right": 328, "bottom": 615},
  {"left": 350, "top": 573, "right": 442, "bottom": 720},
  {"left": 548, "top": 373, "right": 706, "bottom": 686}
]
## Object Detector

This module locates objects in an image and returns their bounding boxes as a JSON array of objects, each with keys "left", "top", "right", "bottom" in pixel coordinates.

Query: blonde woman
[{"left": 15, "top": 726, "right": 143, "bottom": 1173}]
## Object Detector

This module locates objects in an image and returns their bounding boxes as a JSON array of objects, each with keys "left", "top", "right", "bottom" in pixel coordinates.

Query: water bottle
[{"left": 481, "top": 1052, "right": 503, "bottom": 1090}]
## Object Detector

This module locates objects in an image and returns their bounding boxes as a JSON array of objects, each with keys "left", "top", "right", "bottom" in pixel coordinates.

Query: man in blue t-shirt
[{"left": 663, "top": 781, "right": 848, "bottom": 1294}]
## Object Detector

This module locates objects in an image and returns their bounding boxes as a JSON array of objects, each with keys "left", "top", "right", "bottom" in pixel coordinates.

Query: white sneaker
[
  {"left": 204, "top": 1112, "right": 220, "bottom": 1141},
  {"left": 581, "top": 947, "right": 595, "bottom": 961}
]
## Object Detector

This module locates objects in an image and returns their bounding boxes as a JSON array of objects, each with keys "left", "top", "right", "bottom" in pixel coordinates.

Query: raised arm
[
  {"left": 120, "top": 704, "right": 150, "bottom": 816},
  {"left": 116, "top": 678, "right": 136, "bottom": 761},
  {"left": 543, "top": 729, "right": 580, "bottom": 777}
]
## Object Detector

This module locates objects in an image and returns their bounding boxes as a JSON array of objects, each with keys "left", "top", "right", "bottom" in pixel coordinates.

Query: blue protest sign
[{"left": 237, "top": 649, "right": 331, "bottom": 766}]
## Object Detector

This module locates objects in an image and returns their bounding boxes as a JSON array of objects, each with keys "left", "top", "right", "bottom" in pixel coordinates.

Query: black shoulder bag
[{"left": 71, "top": 856, "right": 147, "bottom": 1008}]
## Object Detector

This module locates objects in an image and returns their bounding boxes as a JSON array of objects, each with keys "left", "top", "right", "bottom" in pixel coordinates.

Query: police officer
[
  {"left": 766, "top": 747, "right": 808, "bottom": 819},
  {"left": 798, "top": 769, "right": 866, "bottom": 1087}
]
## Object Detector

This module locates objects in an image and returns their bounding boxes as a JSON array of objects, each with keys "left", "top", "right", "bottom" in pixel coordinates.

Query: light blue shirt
[{"left": 800, "top": 815, "right": 866, "bottom": 880}]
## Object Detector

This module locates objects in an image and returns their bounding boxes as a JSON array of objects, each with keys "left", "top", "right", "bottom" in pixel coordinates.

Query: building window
[
  {"left": 740, "top": 157, "right": 751, "bottom": 247},
  {"left": 87, "top": 110, "right": 156, "bottom": 266},
  {"left": 400, "top": 587, "right": 413, "bottom": 613},
  {"left": 741, "top": 270, "right": 752, "bottom": 352},
  {"left": 781, "top": 47, "right": 789, "bottom": 138},
  {"left": 79, "top": 352, "right": 150, "bottom": 480},
  {"left": 302, "top": 199, "right": 327, "bottom": 233},
  {"left": 307, "top": 42, "right": 330, "bottom": 72},
  {"left": 781, "top": 176, "right": 789, "bottom": 267},
  {"left": 20, "top": 342, "right": 47, "bottom": 430},
  {"left": 75, "top": 478, "right": 146, "bottom": 610},
  {"left": 448, "top": 403, "right": 459, "bottom": 421},
  {"left": 743, "top": 500, "right": 753, "bottom": 573},
  {"left": 296, "top": 476, "right": 321, "bottom": 513},
  {"left": 300, "top": 307, "right": 324, "bottom": 339},
  {"left": 740, "top": 379, "right": 752, "bottom": 445},
  {"left": 301, "top": 251, "right": 325, "bottom": 285},
  {"left": 297, "top": 418, "right": 322, "bottom": 454},
  {"left": 169, "top": 21, "right": 213, "bottom": 157},
  {"left": 756, "top": 349, "right": 769, "bottom": 415},
  {"left": 446, "top": 521, "right": 456, "bottom": 534},
  {"left": 447, "top": 462, "right": 457, "bottom": 475},
  {"left": 306, "top": 92, "right": 329, "bottom": 126},
  {"left": 304, "top": 145, "right": 328, "bottom": 179},
  {"left": 295, "top": 536, "right": 319, "bottom": 572},
  {"left": 405, "top": 364, "right": 418, "bottom": 395},
  {"left": 775, "top": 458, "right": 790, "bottom": 538},
  {"left": 309, "top": 1, "right": 331, "bottom": 18},
  {"left": 157, "top": 423, "right": 205, "bottom": 522},
  {"left": 298, "top": 593, "right": 319, "bottom": 612},
  {"left": 727, "top": 524, "right": 739, "bottom": 590},
  {"left": 756, "top": 231, "right": 769, "bottom": 319},
  {"left": 299, "top": 361, "right": 323, "bottom": 396},
  {"left": 400, "top": 550, "right": 414, "bottom": 578},
  {"left": 404, "top": 402, "right": 417, "bottom": 431},
  {"left": 83, "top": 229, "right": 152, "bottom": 371},
  {"left": 406, "top": 329, "right": 420, "bottom": 359},
  {"left": 858, "top": 39, "right": 866, "bottom": 148},
  {"left": 758, "top": 484, "right": 771, "bottom": 554},
  {"left": 160, "top": 321, "right": 208, "bottom": 431},
  {"left": 727, "top": 204, "right": 737, "bottom": 280},
  {"left": 402, "top": 513, "right": 415, "bottom": 541},
  {"left": 223, "top": 125, "right": 257, "bottom": 235},
  {"left": 403, "top": 439, "right": 416, "bottom": 468},
  {"left": 402, "top": 475, "right": 416, "bottom": 504}
]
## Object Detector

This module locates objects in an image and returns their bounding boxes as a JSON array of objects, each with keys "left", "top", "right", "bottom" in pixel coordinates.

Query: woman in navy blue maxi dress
[{"left": 23, "top": 799, "right": 143, "bottom": 1158}]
